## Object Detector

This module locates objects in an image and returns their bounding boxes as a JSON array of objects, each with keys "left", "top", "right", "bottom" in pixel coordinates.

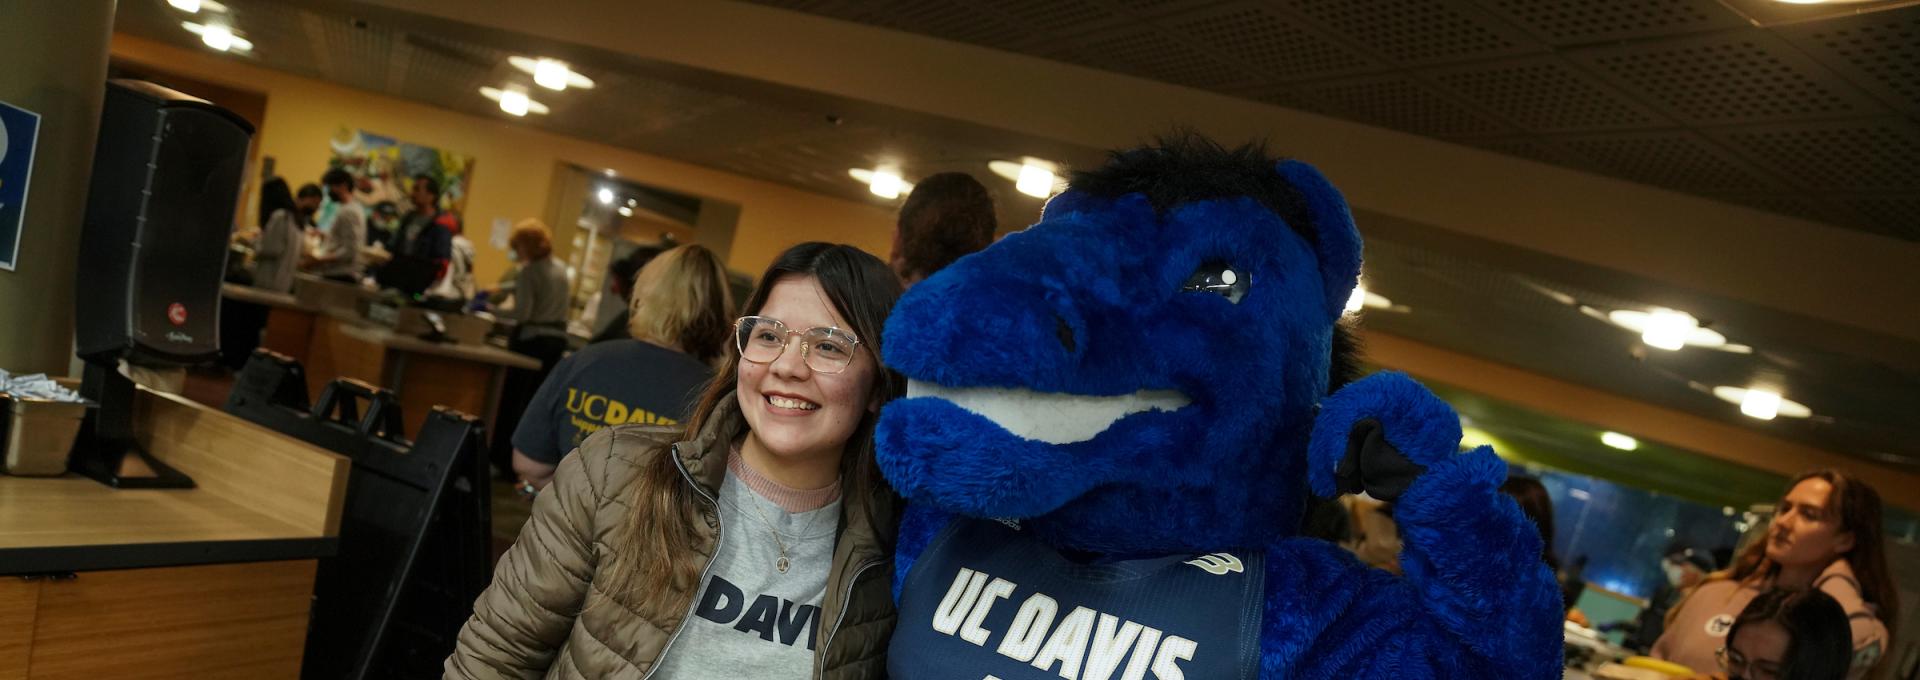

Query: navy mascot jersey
[{"left": 890, "top": 519, "right": 1264, "bottom": 680}]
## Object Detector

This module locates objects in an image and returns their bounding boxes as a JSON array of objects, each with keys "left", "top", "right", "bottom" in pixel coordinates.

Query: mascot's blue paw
[{"left": 1308, "top": 371, "right": 1465, "bottom": 502}]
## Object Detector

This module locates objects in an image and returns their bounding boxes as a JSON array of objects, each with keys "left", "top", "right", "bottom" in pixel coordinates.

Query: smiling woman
[{"left": 445, "top": 241, "right": 906, "bottom": 679}]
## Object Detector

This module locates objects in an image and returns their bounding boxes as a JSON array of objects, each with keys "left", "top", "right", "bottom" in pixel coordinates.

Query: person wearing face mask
[
  {"left": 1625, "top": 544, "right": 1717, "bottom": 653},
  {"left": 446, "top": 242, "right": 905, "bottom": 678},
  {"left": 1702, "top": 588, "right": 1854, "bottom": 680},
  {"left": 1654, "top": 470, "right": 1898, "bottom": 679}
]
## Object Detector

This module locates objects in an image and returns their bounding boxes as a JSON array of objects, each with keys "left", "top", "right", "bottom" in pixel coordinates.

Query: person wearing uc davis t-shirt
[{"left": 510, "top": 244, "right": 735, "bottom": 490}]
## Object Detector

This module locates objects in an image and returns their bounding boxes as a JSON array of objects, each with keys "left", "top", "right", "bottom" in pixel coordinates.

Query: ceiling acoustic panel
[
  {"left": 1464, "top": 136, "right": 1590, "bottom": 167},
  {"left": 1058, "top": 25, "right": 1260, "bottom": 92},
  {"left": 1167, "top": 3, "right": 1381, "bottom": 82},
  {"left": 1297, "top": 75, "right": 1517, "bottom": 138},
  {"left": 1717, "top": 120, "right": 1920, "bottom": 191},
  {"left": 1279, "top": 0, "right": 1543, "bottom": 66},
  {"left": 1474, "top": 0, "right": 1745, "bottom": 46},
  {"left": 313, "top": 9, "right": 398, "bottom": 94},
  {"left": 973, "top": 0, "right": 1123, "bottom": 38},
  {"left": 1576, "top": 32, "right": 1888, "bottom": 125},
  {"left": 1561, "top": 131, "right": 1785, "bottom": 194},
  {"left": 1842, "top": 196, "right": 1920, "bottom": 242},
  {"left": 1777, "top": 8, "right": 1920, "bottom": 114},
  {"left": 1428, "top": 56, "right": 1667, "bottom": 132}
]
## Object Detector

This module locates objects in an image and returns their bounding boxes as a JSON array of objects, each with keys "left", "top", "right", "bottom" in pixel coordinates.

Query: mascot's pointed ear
[{"left": 1276, "top": 160, "right": 1362, "bottom": 322}]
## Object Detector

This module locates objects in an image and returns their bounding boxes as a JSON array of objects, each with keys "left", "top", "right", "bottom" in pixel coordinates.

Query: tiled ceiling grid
[{"left": 741, "top": 0, "right": 1920, "bottom": 243}]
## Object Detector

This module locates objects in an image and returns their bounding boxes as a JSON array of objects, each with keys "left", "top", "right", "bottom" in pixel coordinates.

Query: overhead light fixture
[
  {"left": 848, "top": 168, "right": 913, "bottom": 197},
  {"left": 869, "top": 170, "right": 904, "bottom": 199},
  {"left": 1600, "top": 432, "right": 1640, "bottom": 451},
  {"left": 596, "top": 187, "right": 615, "bottom": 205},
  {"left": 181, "top": 22, "right": 252, "bottom": 52},
  {"left": 1344, "top": 284, "right": 1395, "bottom": 315},
  {"left": 989, "top": 158, "right": 1066, "bottom": 198},
  {"left": 1590, "top": 307, "right": 1747, "bottom": 352},
  {"left": 478, "top": 86, "right": 549, "bottom": 116},
  {"left": 1640, "top": 308, "right": 1697, "bottom": 351},
  {"left": 617, "top": 206, "right": 634, "bottom": 217},
  {"left": 508, "top": 56, "right": 595, "bottom": 90},
  {"left": 626, "top": 198, "right": 637, "bottom": 207},
  {"left": 1711, "top": 386, "right": 1812, "bottom": 420},
  {"left": 602, "top": 168, "right": 617, "bottom": 177},
  {"left": 168, "top": 0, "right": 201, "bottom": 12}
]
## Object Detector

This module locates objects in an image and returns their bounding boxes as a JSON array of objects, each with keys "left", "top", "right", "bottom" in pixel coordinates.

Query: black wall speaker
[{"left": 74, "top": 79, "right": 254, "bottom": 366}]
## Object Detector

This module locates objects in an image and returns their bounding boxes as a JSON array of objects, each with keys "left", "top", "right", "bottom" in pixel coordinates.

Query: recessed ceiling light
[
  {"left": 1711, "top": 386, "right": 1813, "bottom": 420},
  {"left": 1602, "top": 308, "right": 1744, "bottom": 351},
  {"left": 478, "top": 86, "right": 548, "bottom": 116},
  {"left": 602, "top": 169, "right": 616, "bottom": 177},
  {"left": 1600, "top": 431, "right": 1639, "bottom": 451},
  {"left": 617, "top": 206, "right": 634, "bottom": 217},
  {"left": 596, "top": 187, "right": 615, "bottom": 205},
  {"left": 989, "top": 158, "right": 1067, "bottom": 198},
  {"left": 848, "top": 168, "right": 913, "bottom": 199},
  {"left": 1344, "top": 284, "right": 1395, "bottom": 315},
  {"left": 507, "top": 56, "right": 595, "bottom": 90},
  {"left": 168, "top": 0, "right": 201, "bottom": 11},
  {"left": 181, "top": 22, "right": 252, "bottom": 52}
]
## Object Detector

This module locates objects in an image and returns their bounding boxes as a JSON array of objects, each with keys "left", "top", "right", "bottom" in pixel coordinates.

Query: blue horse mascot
[{"left": 876, "top": 136, "right": 1564, "bottom": 679}]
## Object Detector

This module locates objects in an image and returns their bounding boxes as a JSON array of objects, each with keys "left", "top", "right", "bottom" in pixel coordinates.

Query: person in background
[
  {"left": 588, "top": 245, "right": 664, "bottom": 344},
  {"left": 1500, "top": 475, "right": 1592, "bottom": 626},
  {"left": 366, "top": 200, "right": 400, "bottom": 248},
  {"left": 295, "top": 182, "right": 323, "bottom": 228},
  {"left": 510, "top": 244, "right": 732, "bottom": 492},
  {"left": 488, "top": 220, "right": 573, "bottom": 479},
  {"left": 889, "top": 171, "right": 996, "bottom": 288},
  {"left": 1656, "top": 470, "right": 1898, "bottom": 679},
  {"left": 1626, "top": 544, "right": 1718, "bottom": 653},
  {"left": 250, "top": 177, "right": 304, "bottom": 294},
  {"left": 446, "top": 242, "right": 905, "bottom": 677},
  {"left": 1699, "top": 588, "right": 1854, "bottom": 680},
  {"left": 306, "top": 168, "right": 365, "bottom": 282},
  {"left": 388, "top": 174, "right": 455, "bottom": 277}
]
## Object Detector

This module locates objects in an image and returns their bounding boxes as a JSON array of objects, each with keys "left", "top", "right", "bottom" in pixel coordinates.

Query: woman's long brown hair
[
  {"left": 1712, "top": 469, "right": 1900, "bottom": 672},
  {"left": 607, "top": 242, "right": 905, "bottom": 605}
]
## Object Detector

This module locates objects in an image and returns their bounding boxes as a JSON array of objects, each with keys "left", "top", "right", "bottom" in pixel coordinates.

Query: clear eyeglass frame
[{"left": 733, "top": 315, "right": 863, "bottom": 374}]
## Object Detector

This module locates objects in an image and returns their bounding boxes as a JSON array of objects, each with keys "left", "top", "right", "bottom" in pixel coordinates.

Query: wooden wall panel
[
  {"left": 27, "top": 560, "right": 315, "bottom": 680},
  {"left": 0, "top": 578, "right": 39, "bottom": 680}
]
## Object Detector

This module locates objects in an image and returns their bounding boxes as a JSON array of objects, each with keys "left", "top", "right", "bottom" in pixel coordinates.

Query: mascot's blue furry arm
[{"left": 874, "top": 137, "right": 1563, "bottom": 679}]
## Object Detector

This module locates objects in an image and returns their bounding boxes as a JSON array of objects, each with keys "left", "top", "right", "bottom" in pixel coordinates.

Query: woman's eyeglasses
[
  {"left": 1717, "top": 645, "right": 1781, "bottom": 680},
  {"left": 734, "top": 316, "right": 862, "bottom": 374}
]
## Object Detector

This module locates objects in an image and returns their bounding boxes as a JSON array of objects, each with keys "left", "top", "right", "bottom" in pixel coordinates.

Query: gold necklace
[{"left": 745, "top": 496, "right": 829, "bottom": 574}]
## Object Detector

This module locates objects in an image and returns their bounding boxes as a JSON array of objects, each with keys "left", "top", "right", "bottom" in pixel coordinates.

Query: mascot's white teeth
[{"left": 906, "top": 380, "right": 1189, "bottom": 445}]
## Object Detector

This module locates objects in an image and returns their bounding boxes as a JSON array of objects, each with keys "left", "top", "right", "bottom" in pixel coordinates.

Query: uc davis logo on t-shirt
[{"left": 566, "top": 388, "right": 677, "bottom": 444}]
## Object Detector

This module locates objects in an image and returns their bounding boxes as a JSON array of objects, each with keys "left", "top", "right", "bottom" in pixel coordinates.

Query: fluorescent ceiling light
[
  {"left": 508, "top": 56, "right": 595, "bottom": 90},
  {"left": 1600, "top": 432, "right": 1639, "bottom": 451},
  {"left": 849, "top": 168, "right": 913, "bottom": 199},
  {"left": 478, "top": 86, "right": 549, "bottom": 115},
  {"left": 1710, "top": 386, "right": 1812, "bottom": 419}
]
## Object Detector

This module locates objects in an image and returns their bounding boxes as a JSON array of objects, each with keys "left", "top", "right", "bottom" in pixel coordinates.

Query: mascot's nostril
[{"left": 1054, "top": 315, "right": 1077, "bottom": 354}]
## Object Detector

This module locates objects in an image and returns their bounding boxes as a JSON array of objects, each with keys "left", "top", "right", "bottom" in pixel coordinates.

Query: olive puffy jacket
[{"left": 444, "top": 395, "right": 898, "bottom": 678}]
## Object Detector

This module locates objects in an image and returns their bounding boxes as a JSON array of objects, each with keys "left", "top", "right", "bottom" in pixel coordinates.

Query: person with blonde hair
[
  {"left": 509, "top": 244, "right": 734, "bottom": 491},
  {"left": 490, "top": 219, "right": 573, "bottom": 479}
]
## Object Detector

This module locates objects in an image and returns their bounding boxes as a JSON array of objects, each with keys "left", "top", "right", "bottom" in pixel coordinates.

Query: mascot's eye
[{"left": 1182, "top": 262, "right": 1249, "bottom": 304}]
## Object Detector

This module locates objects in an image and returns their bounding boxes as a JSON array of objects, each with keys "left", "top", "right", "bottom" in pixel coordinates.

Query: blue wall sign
[{"left": 0, "top": 99, "right": 44, "bottom": 272}]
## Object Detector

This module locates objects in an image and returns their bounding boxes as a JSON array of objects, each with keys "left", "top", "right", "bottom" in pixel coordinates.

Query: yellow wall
[{"left": 108, "top": 34, "right": 896, "bottom": 285}]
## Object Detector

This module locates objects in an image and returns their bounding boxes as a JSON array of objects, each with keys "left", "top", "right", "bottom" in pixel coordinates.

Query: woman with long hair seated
[
  {"left": 1656, "top": 470, "right": 1899, "bottom": 679},
  {"left": 447, "top": 242, "right": 905, "bottom": 678},
  {"left": 1709, "top": 588, "right": 1854, "bottom": 680},
  {"left": 509, "top": 244, "right": 734, "bottom": 491}
]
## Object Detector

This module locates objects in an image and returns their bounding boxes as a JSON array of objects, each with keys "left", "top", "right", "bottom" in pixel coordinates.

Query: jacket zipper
[
  {"left": 816, "top": 558, "right": 884, "bottom": 677},
  {"left": 641, "top": 445, "right": 724, "bottom": 680}
]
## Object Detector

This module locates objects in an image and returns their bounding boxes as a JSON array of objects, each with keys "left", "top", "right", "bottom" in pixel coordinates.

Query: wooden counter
[
  {"left": 305, "top": 315, "right": 537, "bottom": 440},
  {"left": 0, "top": 385, "right": 349, "bottom": 678},
  {"left": 223, "top": 282, "right": 321, "bottom": 366}
]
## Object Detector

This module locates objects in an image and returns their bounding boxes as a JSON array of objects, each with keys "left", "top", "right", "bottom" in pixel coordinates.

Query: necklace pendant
[{"left": 776, "top": 556, "right": 790, "bottom": 573}]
